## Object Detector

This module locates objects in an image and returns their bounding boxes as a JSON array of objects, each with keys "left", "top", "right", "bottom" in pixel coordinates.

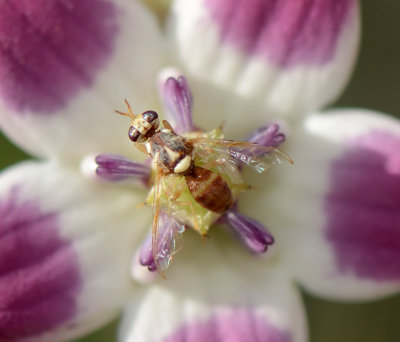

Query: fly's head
[
  {"left": 128, "top": 110, "right": 160, "bottom": 143},
  {"left": 115, "top": 100, "right": 160, "bottom": 143}
]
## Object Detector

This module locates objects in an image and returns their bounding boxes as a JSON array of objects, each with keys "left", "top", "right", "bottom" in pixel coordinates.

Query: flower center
[{"left": 82, "top": 74, "right": 291, "bottom": 279}]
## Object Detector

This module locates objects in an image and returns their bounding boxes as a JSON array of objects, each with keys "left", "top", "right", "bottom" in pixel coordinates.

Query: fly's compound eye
[
  {"left": 142, "top": 110, "right": 159, "bottom": 130},
  {"left": 128, "top": 125, "right": 146, "bottom": 143}
]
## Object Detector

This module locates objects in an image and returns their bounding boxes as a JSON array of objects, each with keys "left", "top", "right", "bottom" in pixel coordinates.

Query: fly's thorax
[
  {"left": 148, "top": 129, "right": 194, "bottom": 175},
  {"left": 128, "top": 111, "right": 159, "bottom": 143}
]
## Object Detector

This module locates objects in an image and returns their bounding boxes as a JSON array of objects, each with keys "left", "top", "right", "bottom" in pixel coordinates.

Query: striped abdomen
[{"left": 185, "top": 166, "right": 232, "bottom": 213}]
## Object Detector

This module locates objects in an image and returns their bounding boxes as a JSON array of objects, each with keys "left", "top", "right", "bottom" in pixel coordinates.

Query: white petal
[
  {"left": 119, "top": 232, "right": 307, "bottom": 342},
  {"left": 167, "top": 0, "right": 360, "bottom": 137},
  {"left": 0, "top": 0, "right": 165, "bottom": 162},
  {"left": 0, "top": 161, "right": 150, "bottom": 341},
  {"left": 241, "top": 109, "right": 400, "bottom": 301}
]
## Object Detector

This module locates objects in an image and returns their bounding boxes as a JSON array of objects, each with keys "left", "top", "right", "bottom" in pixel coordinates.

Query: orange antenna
[{"left": 115, "top": 99, "right": 136, "bottom": 119}]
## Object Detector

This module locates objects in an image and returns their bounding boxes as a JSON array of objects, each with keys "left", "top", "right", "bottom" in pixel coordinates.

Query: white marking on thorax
[
  {"left": 174, "top": 155, "right": 192, "bottom": 173},
  {"left": 153, "top": 151, "right": 160, "bottom": 164},
  {"left": 165, "top": 147, "right": 180, "bottom": 162},
  {"left": 145, "top": 142, "right": 151, "bottom": 154}
]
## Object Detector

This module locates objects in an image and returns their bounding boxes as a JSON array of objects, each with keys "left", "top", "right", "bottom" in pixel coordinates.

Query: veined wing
[
  {"left": 189, "top": 137, "right": 293, "bottom": 175},
  {"left": 151, "top": 168, "right": 185, "bottom": 277}
]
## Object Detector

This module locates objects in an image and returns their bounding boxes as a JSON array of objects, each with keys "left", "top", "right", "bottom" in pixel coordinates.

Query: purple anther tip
[
  {"left": 138, "top": 211, "right": 185, "bottom": 274},
  {"left": 224, "top": 210, "right": 274, "bottom": 254},
  {"left": 161, "top": 76, "right": 194, "bottom": 133},
  {"left": 94, "top": 154, "right": 151, "bottom": 184},
  {"left": 147, "top": 262, "right": 158, "bottom": 272},
  {"left": 139, "top": 233, "right": 154, "bottom": 267},
  {"left": 247, "top": 124, "right": 286, "bottom": 147}
]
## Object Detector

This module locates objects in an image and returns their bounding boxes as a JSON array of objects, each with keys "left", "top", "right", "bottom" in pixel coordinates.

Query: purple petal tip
[
  {"left": 326, "top": 131, "right": 400, "bottom": 281},
  {"left": 0, "top": 188, "right": 81, "bottom": 340},
  {"left": 205, "top": 0, "right": 356, "bottom": 68},
  {"left": 163, "top": 309, "right": 292, "bottom": 342},
  {"left": 0, "top": 0, "right": 119, "bottom": 114}
]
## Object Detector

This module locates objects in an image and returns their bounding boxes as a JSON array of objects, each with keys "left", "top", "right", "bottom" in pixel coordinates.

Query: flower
[{"left": 0, "top": 1, "right": 400, "bottom": 342}]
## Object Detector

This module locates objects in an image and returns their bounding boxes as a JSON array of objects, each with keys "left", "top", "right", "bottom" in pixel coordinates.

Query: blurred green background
[{"left": 1, "top": 1, "right": 399, "bottom": 341}]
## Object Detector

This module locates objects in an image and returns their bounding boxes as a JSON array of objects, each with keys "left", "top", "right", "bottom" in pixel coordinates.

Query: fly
[{"left": 117, "top": 100, "right": 292, "bottom": 275}]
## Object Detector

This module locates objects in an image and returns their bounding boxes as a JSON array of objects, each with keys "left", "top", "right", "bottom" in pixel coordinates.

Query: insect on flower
[{"left": 116, "top": 100, "right": 292, "bottom": 276}]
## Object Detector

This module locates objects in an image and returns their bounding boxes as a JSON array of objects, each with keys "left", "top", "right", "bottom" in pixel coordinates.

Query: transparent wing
[
  {"left": 153, "top": 209, "right": 185, "bottom": 275},
  {"left": 189, "top": 137, "right": 293, "bottom": 175},
  {"left": 151, "top": 168, "right": 185, "bottom": 277}
]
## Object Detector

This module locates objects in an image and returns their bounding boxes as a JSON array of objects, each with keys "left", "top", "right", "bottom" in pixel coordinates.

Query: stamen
[
  {"left": 137, "top": 211, "right": 185, "bottom": 276},
  {"left": 222, "top": 209, "right": 274, "bottom": 254},
  {"left": 160, "top": 75, "right": 194, "bottom": 133},
  {"left": 247, "top": 123, "right": 286, "bottom": 147},
  {"left": 130, "top": 248, "right": 158, "bottom": 284},
  {"left": 81, "top": 154, "right": 151, "bottom": 184},
  {"left": 138, "top": 233, "right": 156, "bottom": 271}
]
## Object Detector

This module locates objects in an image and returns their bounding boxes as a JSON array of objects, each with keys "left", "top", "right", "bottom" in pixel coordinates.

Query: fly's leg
[{"left": 135, "top": 143, "right": 148, "bottom": 155}]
